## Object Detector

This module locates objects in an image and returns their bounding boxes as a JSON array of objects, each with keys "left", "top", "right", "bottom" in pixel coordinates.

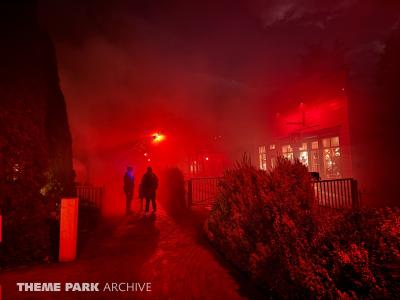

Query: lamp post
[{"left": 151, "top": 132, "right": 166, "bottom": 144}]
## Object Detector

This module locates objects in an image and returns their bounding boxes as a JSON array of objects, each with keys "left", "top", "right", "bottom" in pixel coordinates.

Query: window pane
[
  {"left": 269, "top": 144, "right": 276, "bottom": 150},
  {"left": 323, "top": 148, "right": 341, "bottom": 179},
  {"left": 283, "top": 144, "right": 293, "bottom": 154},
  {"left": 299, "top": 151, "right": 308, "bottom": 166},
  {"left": 271, "top": 157, "right": 276, "bottom": 169},
  {"left": 322, "top": 138, "right": 330, "bottom": 148},
  {"left": 283, "top": 152, "right": 294, "bottom": 161},
  {"left": 310, "top": 150, "right": 319, "bottom": 172},
  {"left": 259, "top": 146, "right": 267, "bottom": 170},
  {"left": 299, "top": 142, "right": 307, "bottom": 150},
  {"left": 331, "top": 136, "right": 340, "bottom": 147},
  {"left": 334, "top": 147, "right": 341, "bottom": 157},
  {"left": 311, "top": 141, "right": 319, "bottom": 149}
]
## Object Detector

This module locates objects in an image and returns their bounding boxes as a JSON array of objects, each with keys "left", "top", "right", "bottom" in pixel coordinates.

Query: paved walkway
[{"left": 0, "top": 204, "right": 262, "bottom": 299}]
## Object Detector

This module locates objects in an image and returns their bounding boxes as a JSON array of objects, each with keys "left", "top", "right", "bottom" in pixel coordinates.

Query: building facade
[{"left": 259, "top": 91, "right": 353, "bottom": 180}]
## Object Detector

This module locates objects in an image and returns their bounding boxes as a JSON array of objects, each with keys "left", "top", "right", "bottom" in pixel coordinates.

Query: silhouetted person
[
  {"left": 140, "top": 167, "right": 158, "bottom": 214},
  {"left": 123, "top": 166, "right": 134, "bottom": 215}
]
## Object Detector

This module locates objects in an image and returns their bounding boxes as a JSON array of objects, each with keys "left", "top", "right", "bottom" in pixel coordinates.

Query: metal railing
[
  {"left": 186, "top": 177, "right": 359, "bottom": 210},
  {"left": 186, "top": 177, "right": 220, "bottom": 208},
  {"left": 312, "top": 178, "right": 359, "bottom": 209},
  {"left": 76, "top": 185, "right": 104, "bottom": 209}
]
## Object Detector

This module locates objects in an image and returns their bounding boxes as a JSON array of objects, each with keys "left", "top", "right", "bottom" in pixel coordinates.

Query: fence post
[
  {"left": 187, "top": 179, "right": 193, "bottom": 208},
  {"left": 59, "top": 197, "right": 79, "bottom": 262},
  {"left": 351, "top": 179, "right": 359, "bottom": 209}
]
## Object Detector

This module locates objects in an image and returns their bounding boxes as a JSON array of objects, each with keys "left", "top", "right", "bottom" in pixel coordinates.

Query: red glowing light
[
  {"left": 152, "top": 132, "right": 165, "bottom": 143},
  {"left": 205, "top": 156, "right": 209, "bottom": 161},
  {"left": 144, "top": 152, "right": 148, "bottom": 157},
  {"left": 147, "top": 158, "right": 151, "bottom": 162}
]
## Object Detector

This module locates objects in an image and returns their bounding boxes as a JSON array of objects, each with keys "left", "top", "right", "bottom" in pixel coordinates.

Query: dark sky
[{"left": 37, "top": 0, "right": 400, "bottom": 179}]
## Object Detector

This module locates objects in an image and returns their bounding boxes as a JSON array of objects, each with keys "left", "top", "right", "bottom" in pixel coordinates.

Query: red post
[{"left": 59, "top": 197, "right": 79, "bottom": 262}]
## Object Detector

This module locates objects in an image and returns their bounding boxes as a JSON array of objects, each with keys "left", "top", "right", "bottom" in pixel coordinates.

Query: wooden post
[{"left": 59, "top": 197, "right": 79, "bottom": 262}]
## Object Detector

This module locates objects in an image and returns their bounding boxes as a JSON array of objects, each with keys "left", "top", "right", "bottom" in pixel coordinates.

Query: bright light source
[
  {"left": 152, "top": 132, "right": 165, "bottom": 143},
  {"left": 205, "top": 156, "right": 209, "bottom": 161},
  {"left": 147, "top": 158, "right": 151, "bottom": 162},
  {"left": 144, "top": 152, "right": 148, "bottom": 157}
]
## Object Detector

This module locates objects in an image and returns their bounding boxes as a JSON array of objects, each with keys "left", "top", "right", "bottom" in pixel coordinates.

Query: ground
[{"left": 0, "top": 202, "right": 263, "bottom": 300}]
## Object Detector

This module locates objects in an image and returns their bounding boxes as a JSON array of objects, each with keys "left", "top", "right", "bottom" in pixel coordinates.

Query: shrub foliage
[
  {"left": 205, "top": 157, "right": 400, "bottom": 299},
  {"left": 0, "top": 101, "right": 52, "bottom": 267}
]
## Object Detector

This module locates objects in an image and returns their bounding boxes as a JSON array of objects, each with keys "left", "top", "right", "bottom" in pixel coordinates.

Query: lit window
[
  {"left": 299, "top": 143, "right": 307, "bottom": 150},
  {"left": 322, "top": 138, "right": 330, "bottom": 148},
  {"left": 271, "top": 157, "right": 276, "bottom": 169},
  {"left": 310, "top": 141, "right": 320, "bottom": 173},
  {"left": 298, "top": 143, "right": 308, "bottom": 166},
  {"left": 258, "top": 145, "right": 267, "bottom": 170},
  {"left": 269, "top": 144, "right": 276, "bottom": 150},
  {"left": 282, "top": 144, "right": 293, "bottom": 153},
  {"left": 282, "top": 144, "right": 294, "bottom": 161},
  {"left": 322, "top": 136, "right": 341, "bottom": 179},
  {"left": 331, "top": 136, "right": 340, "bottom": 147},
  {"left": 311, "top": 141, "right": 319, "bottom": 149}
]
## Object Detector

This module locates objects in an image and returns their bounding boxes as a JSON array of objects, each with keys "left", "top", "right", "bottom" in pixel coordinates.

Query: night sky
[{"left": 37, "top": 0, "right": 400, "bottom": 188}]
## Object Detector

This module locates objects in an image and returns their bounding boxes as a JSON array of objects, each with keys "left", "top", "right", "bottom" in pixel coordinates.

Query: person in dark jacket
[
  {"left": 123, "top": 166, "right": 134, "bottom": 215},
  {"left": 140, "top": 166, "right": 158, "bottom": 214}
]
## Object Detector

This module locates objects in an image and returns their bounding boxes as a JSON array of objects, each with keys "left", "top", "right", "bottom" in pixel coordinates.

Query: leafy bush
[
  {"left": 0, "top": 102, "right": 53, "bottom": 267},
  {"left": 1, "top": 4, "right": 75, "bottom": 267},
  {"left": 314, "top": 208, "right": 400, "bottom": 298},
  {"left": 205, "top": 157, "right": 400, "bottom": 299}
]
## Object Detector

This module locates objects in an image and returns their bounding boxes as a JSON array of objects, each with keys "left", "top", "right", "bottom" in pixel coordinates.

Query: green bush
[{"left": 205, "top": 157, "right": 400, "bottom": 299}]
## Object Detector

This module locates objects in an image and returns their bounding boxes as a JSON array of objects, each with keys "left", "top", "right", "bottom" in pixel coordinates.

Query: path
[{"left": 0, "top": 203, "right": 262, "bottom": 300}]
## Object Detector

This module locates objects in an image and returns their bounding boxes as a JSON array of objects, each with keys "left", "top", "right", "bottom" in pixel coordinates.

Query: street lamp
[{"left": 152, "top": 132, "right": 165, "bottom": 144}]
